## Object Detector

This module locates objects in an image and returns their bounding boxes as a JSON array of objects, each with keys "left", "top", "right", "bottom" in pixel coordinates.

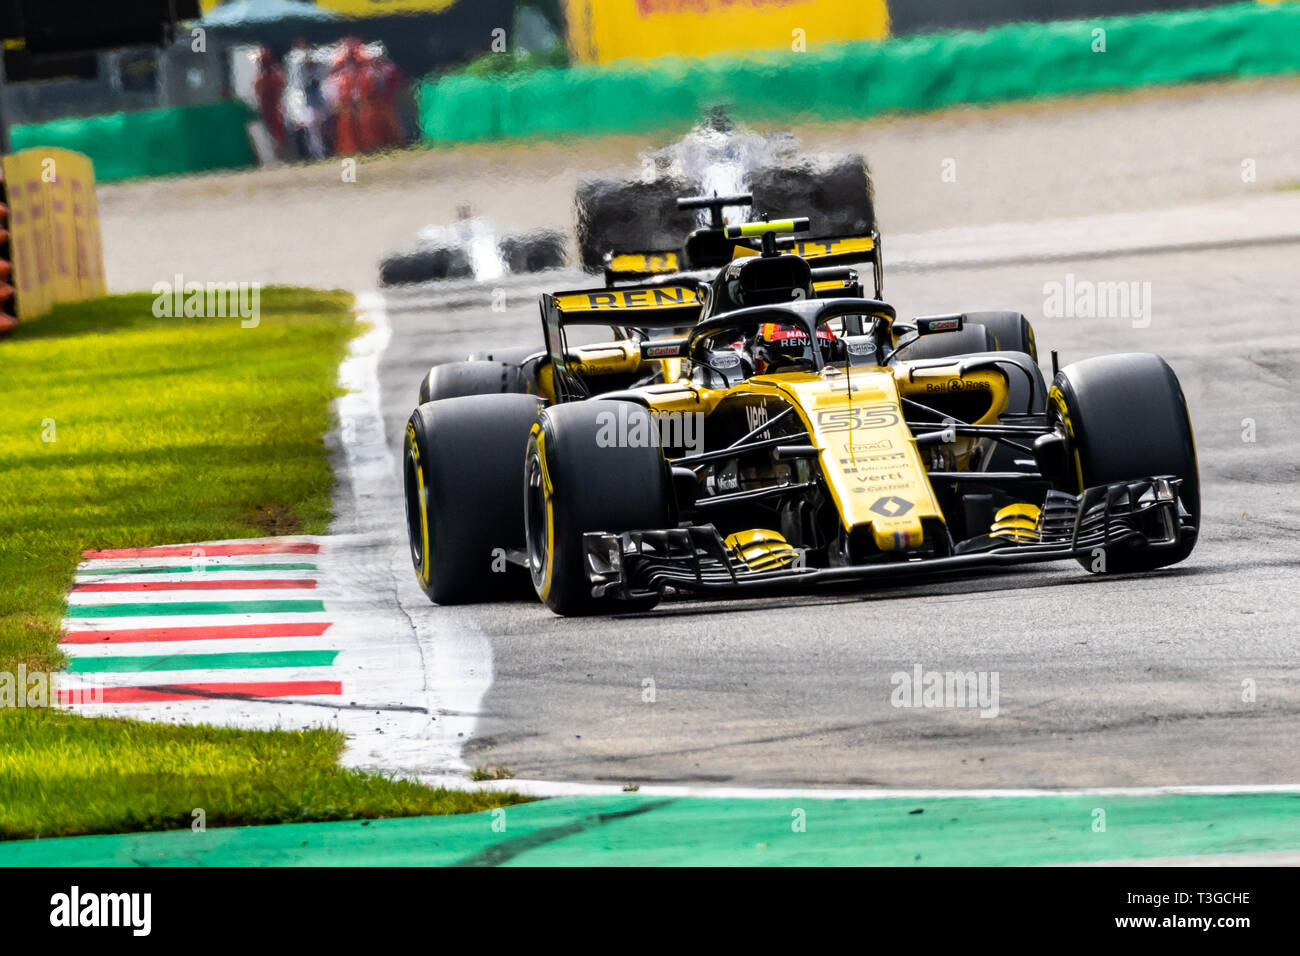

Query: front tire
[
  {"left": 404, "top": 394, "right": 542, "bottom": 604},
  {"left": 524, "top": 401, "right": 672, "bottom": 615},
  {"left": 1049, "top": 353, "right": 1199, "bottom": 573}
]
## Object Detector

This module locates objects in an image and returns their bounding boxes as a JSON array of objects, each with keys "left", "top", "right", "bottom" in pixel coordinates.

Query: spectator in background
[
  {"left": 358, "top": 47, "right": 389, "bottom": 154},
  {"left": 284, "top": 37, "right": 328, "bottom": 160},
  {"left": 252, "top": 47, "right": 286, "bottom": 153},
  {"left": 375, "top": 52, "right": 409, "bottom": 149},
  {"left": 327, "top": 38, "right": 366, "bottom": 156}
]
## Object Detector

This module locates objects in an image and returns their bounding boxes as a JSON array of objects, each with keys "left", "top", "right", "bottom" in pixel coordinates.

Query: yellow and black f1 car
[{"left": 403, "top": 218, "right": 1198, "bottom": 615}]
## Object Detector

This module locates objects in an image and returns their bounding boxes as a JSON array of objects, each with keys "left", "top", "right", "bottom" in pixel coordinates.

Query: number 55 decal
[{"left": 816, "top": 404, "right": 900, "bottom": 432}]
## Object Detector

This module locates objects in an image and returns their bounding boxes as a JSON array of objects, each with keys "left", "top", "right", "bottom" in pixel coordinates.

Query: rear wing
[
  {"left": 540, "top": 280, "right": 706, "bottom": 401},
  {"left": 604, "top": 229, "right": 884, "bottom": 298},
  {"left": 602, "top": 251, "right": 683, "bottom": 285}
]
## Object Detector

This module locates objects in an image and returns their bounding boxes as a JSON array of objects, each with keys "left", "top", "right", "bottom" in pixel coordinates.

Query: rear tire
[
  {"left": 466, "top": 345, "right": 542, "bottom": 366},
  {"left": 1049, "top": 353, "right": 1199, "bottom": 573},
  {"left": 418, "top": 359, "right": 529, "bottom": 405},
  {"left": 895, "top": 324, "right": 993, "bottom": 362},
  {"left": 404, "top": 394, "right": 542, "bottom": 604},
  {"left": 963, "top": 312, "right": 1037, "bottom": 362},
  {"left": 524, "top": 401, "right": 672, "bottom": 615},
  {"left": 575, "top": 177, "right": 697, "bottom": 272},
  {"left": 897, "top": 312, "right": 1037, "bottom": 363},
  {"left": 893, "top": 313, "right": 1044, "bottom": 418},
  {"left": 750, "top": 155, "right": 875, "bottom": 239}
]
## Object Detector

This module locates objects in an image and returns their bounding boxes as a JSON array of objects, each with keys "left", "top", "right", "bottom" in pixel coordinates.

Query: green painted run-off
[
  {"left": 78, "top": 563, "right": 319, "bottom": 577},
  {"left": 2, "top": 793, "right": 1299, "bottom": 867},
  {"left": 64, "top": 650, "right": 340, "bottom": 674},
  {"left": 66, "top": 600, "right": 327, "bottom": 618}
]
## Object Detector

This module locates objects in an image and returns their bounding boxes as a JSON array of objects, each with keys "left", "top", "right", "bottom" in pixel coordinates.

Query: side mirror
[{"left": 839, "top": 334, "right": 881, "bottom": 366}]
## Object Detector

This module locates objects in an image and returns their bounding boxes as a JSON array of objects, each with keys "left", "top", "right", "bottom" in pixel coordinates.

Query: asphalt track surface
[{"left": 376, "top": 229, "right": 1300, "bottom": 791}]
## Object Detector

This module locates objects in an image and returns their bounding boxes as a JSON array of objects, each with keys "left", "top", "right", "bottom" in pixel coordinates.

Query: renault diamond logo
[{"left": 870, "top": 495, "right": 913, "bottom": 518}]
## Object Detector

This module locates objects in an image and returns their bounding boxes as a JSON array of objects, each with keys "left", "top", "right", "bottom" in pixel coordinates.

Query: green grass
[
  {"left": 0, "top": 289, "right": 525, "bottom": 840},
  {"left": 0, "top": 288, "right": 352, "bottom": 673},
  {"left": 0, "top": 709, "right": 526, "bottom": 840}
]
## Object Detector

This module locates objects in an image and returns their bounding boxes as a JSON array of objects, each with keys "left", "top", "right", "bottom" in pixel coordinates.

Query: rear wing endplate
[{"left": 540, "top": 280, "right": 706, "bottom": 401}]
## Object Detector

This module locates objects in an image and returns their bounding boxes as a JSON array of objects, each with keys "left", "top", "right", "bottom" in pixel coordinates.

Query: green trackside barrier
[
  {"left": 11, "top": 100, "right": 257, "bottom": 183},
  {"left": 418, "top": 2, "right": 1300, "bottom": 144}
]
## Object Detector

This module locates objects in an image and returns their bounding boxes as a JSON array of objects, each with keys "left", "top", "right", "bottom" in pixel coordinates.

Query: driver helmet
[{"left": 751, "top": 322, "right": 836, "bottom": 373}]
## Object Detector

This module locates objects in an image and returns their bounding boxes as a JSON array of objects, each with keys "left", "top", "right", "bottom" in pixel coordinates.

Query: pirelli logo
[{"left": 554, "top": 285, "right": 702, "bottom": 311}]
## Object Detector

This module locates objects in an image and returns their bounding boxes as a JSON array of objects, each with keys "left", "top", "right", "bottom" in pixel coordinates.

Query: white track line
[{"left": 417, "top": 777, "right": 1300, "bottom": 800}]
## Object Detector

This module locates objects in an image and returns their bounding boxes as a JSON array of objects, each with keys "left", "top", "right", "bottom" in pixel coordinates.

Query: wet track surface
[{"left": 377, "top": 239, "right": 1300, "bottom": 789}]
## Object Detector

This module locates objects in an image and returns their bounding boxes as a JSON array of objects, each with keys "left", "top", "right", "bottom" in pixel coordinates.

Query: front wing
[{"left": 583, "top": 477, "right": 1192, "bottom": 599}]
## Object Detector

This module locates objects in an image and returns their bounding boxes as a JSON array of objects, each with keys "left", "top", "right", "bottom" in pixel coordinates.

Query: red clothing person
[
  {"left": 329, "top": 39, "right": 366, "bottom": 156},
  {"left": 375, "top": 56, "right": 408, "bottom": 148},
  {"left": 253, "top": 47, "right": 286, "bottom": 149}
]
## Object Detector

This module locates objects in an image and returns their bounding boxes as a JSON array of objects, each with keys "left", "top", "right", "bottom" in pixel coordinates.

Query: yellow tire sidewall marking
[
  {"left": 1048, "top": 384, "right": 1086, "bottom": 493},
  {"left": 406, "top": 421, "right": 431, "bottom": 587},
  {"left": 530, "top": 423, "right": 556, "bottom": 600}
]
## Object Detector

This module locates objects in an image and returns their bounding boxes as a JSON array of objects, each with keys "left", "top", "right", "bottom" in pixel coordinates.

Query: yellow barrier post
[{"left": 0, "top": 147, "right": 105, "bottom": 323}]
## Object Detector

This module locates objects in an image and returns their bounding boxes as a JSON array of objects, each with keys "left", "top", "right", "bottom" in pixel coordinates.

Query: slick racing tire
[
  {"left": 575, "top": 177, "right": 698, "bottom": 272},
  {"left": 524, "top": 400, "right": 672, "bottom": 615},
  {"left": 499, "top": 230, "right": 567, "bottom": 273},
  {"left": 964, "top": 312, "right": 1037, "bottom": 362},
  {"left": 378, "top": 246, "right": 473, "bottom": 286},
  {"left": 892, "top": 312, "right": 1044, "bottom": 417},
  {"left": 466, "top": 345, "right": 542, "bottom": 366},
  {"left": 418, "top": 359, "right": 530, "bottom": 405},
  {"left": 896, "top": 312, "right": 1037, "bottom": 363},
  {"left": 894, "top": 324, "right": 993, "bottom": 362},
  {"left": 1049, "top": 353, "right": 1199, "bottom": 573},
  {"left": 750, "top": 155, "right": 875, "bottom": 239},
  {"left": 404, "top": 394, "right": 542, "bottom": 604}
]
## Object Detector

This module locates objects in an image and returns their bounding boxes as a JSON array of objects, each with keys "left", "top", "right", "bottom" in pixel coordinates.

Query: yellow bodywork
[
  {"left": 625, "top": 362, "right": 1012, "bottom": 553},
  {"left": 990, "top": 502, "right": 1042, "bottom": 543},
  {"left": 537, "top": 291, "right": 1015, "bottom": 551},
  {"left": 607, "top": 252, "right": 681, "bottom": 276},
  {"left": 724, "top": 529, "right": 800, "bottom": 570},
  {"left": 552, "top": 285, "right": 701, "bottom": 312}
]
